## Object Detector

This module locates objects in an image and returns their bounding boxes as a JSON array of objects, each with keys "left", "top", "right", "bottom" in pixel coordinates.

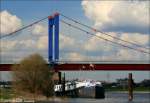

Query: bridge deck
[{"left": 0, "top": 64, "right": 150, "bottom": 71}]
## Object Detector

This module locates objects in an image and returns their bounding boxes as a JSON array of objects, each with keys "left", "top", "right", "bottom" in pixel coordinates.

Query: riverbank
[
  {"left": 105, "top": 86, "right": 150, "bottom": 92},
  {"left": 1, "top": 87, "right": 150, "bottom": 102},
  {"left": 1, "top": 97, "right": 69, "bottom": 103},
  {"left": 1, "top": 92, "right": 150, "bottom": 103}
]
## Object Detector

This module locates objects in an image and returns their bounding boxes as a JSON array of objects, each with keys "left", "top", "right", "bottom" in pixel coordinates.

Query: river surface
[{"left": 37, "top": 92, "right": 150, "bottom": 103}]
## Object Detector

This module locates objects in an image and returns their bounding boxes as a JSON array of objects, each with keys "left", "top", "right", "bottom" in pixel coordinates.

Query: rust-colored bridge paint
[
  {"left": 0, "top": 64, "right": 12, "bottom": 71},
  {"left": 0, "top": 64, "right": 150, "bottom": 71},
  {"left": 54, "top": 64, "right": 150, "bottom": 71}
]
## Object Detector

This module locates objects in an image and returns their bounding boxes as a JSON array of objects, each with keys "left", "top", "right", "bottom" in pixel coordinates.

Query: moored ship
[{"left": 54, "top": 80, "right": 105, "bottom": 98}]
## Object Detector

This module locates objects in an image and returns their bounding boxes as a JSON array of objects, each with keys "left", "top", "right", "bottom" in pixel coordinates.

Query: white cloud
[
  {"left": 117, "top": 49, "right": 137, "bottom": 60},
  {"left": 1, "top": 39, "right": 36, "bottom": 52},
  {"left": 119, "top": 33, "right": 149, "bottom": 45},
  {"left": 31, "top": 24, "right": 48, "bottom": 49},
  {"left": 81, "top": 0, "right": 149, "bottom": 33},
  {"left": 37, "top": 35, "right": 48, "bottom": 49},
  {"left": 81, "top": 0, "right": 150, "bottom": 61},
  {"left": 61, "top": 31, "right": 150, "bottom": 61},
  {"left": 32, "top": 24, "right": 47, "bottom": 35},
  {"left": 82, "top": 0, "right": 114, "bottom": 26},
  {"left": 115, "top": 48, "right": 149, "bottom": 61},
  {"left": 83, "top": 32, "right": 116, "bottom": 52},
  {"left": 62, "top": 47, "right": 149, "bottom": 61},
  {"left": 118, "top": 33, "right": 149, "bottom": 53},
  {"left": 80, "top": 32, "right": 149, "bottom": 61},
  {"left": 60, "top": 34, "right": 75, "bottom": 49},
  {"left": 63, "top": 52, "right": 86, "bottom": 61},
  {"left": 1, "top": 18, "right": 149, "bottom": 62},
  {"left": 1, "top": 31, "right": 149, "bottom": 62},
  {"left": 1, "top": 41, "right": 17, "bottom": 51},
  {"left": 68, "top": 52, "right": 85, "bottom": 61},
  {"left": 19, "top": 40, "right": 36, "bottom": 48},
  {"left": 0, "top": 10, "right": 22, "bottom": 35}
]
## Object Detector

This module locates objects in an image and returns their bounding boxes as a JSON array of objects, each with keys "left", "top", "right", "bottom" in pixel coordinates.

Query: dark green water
[{"left": 37, "top": 92, "right": 150, "bottom": 103}]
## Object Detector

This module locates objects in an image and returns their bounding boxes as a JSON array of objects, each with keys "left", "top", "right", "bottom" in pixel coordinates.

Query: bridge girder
[{"left": 0, "top": 64, "right": 150, "bottom": 71}]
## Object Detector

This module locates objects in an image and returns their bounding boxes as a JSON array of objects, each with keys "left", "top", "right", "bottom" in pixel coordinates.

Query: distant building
[
  {"left": 116, "top": 78, "right": 128, "bottom": 89},
  {"left": 140, "top": 79, "right": 150, "bottom": 87}
]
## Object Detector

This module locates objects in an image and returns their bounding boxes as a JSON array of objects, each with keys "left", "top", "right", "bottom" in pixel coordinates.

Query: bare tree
[{"left": 12, "top": 54, "right": 54, "bottom": 101}]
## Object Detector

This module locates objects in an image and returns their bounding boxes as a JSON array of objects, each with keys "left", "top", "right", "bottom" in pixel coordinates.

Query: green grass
[
  {"left": 134, "top": 87, "right": 150, "bottom": 91},
  {"left": 0, "top": 88, "right": 14, "bottom": 100}
]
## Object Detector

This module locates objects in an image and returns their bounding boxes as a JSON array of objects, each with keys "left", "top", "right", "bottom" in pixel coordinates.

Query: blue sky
[
  {"left": 0, "top": 0, "right": 150, "bottom": 82},
  {"left": 1, "top": 0, "right": 90, "bottom": 25}
]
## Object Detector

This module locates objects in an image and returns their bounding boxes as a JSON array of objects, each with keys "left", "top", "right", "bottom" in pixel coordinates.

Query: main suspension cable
[
  {"left": 0, "top": 16, "right": 48, "bottom": 39},
  {"left": 60, "top": 13, "right": 150, "bottom": 50},
  {"left": 61, "top": 19, "right": 150, "bottom": 54}
]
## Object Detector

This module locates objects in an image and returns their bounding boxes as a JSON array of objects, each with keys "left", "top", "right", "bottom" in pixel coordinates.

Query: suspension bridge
[{"left": 0, "top": 12, "right": 150, "bottom": 71}]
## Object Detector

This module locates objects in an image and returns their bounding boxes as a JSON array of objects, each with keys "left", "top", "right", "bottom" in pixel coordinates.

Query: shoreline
[{"left": 106, "top": 91, "right": 150, "bottom": 93}]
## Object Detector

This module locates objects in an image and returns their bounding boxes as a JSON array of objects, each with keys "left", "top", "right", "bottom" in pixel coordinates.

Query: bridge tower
[
  {"left": 48, "top": 13, "right": 59, "bottom": 63},
  {"left": 48, "top": 13, "right": 62, "bottom": 84}
]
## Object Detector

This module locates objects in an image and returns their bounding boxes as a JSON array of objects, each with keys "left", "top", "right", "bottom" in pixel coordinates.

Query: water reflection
[{"left": 37, "top": 92, "right": 150, "bottom": 103}]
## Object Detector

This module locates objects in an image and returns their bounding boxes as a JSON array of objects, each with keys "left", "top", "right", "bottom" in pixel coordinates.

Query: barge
[{"left": 54, "top": 80, "right": 105, "bottom": 98}]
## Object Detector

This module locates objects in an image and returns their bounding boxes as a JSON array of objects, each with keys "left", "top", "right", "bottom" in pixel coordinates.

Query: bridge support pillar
[{"left": 128, "top": 73, "right": 133, "bottom": 101}]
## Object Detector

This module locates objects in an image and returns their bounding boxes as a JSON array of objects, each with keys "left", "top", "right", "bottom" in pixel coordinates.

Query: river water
[{"left": 37, "top": 92, "right": 150, "bottom": 103}]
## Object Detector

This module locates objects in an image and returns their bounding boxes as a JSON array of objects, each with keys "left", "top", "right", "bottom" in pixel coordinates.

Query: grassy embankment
[{"left": 0, "top": 88, "right": 14, "bottom": 100}]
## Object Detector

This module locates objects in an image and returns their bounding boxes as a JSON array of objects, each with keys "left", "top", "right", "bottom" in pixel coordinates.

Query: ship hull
[
  {"left": 55, "top": 85, "right": 105, "bottom": 98},
  {"left": 78, "top": 85, "right": 105, "bottom": 98}
]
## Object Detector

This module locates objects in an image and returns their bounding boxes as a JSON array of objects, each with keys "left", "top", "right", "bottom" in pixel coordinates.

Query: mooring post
[
  {"left": 128, "top": 73, "right": 133, "bottom": 101},
  {"left": 62, "top": 73, "right": 66, "bottom": 96},
  {"left": 58, "top": 71, "right": 61, "bottom": 84}
]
